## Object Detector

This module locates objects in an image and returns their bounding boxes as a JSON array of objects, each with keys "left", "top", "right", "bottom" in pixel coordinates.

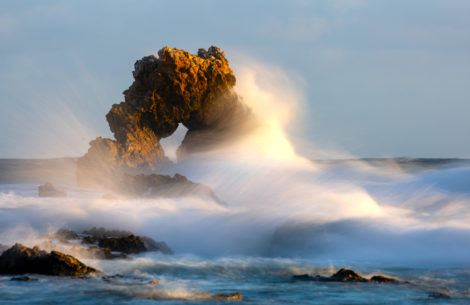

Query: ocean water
[{"left": 0, "top": 158, "right": 469, "bottom": 304}]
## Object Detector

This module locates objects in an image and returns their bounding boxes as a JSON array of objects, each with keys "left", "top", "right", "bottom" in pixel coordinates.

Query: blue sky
[{"left": 1, "top": 0, "right": 469, "bottom": 158}]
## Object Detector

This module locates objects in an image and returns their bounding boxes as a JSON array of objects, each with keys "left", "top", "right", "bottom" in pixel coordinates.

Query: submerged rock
[
  {"left": 370, "top": 275, "right": 396, "bottom": 283},
  {"left": 10, "top": 276, "right": 37, "bottom": 281},
  {"left": 329, "top": 268, "right": 368, "bottom": 282},
  {"left": 38, "top": 182, "right": 67, "bottom": 198},
  {"left": 77, "top": 46, "right": 254, "bottom": 191},
  {"left": 212, "top": 292, "right": 242, "bottom": 301},
  {"left": 293, "top": 268, "right": 398, "bottom": 284},
  {"left": 428, "top": 291, "right": 451, "bottom": 299},
  {"left": 0, "top": 244, "right": 98, "bottom": 276}
]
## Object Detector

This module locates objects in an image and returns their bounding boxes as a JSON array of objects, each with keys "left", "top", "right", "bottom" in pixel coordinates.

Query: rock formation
[
  {"left": 59, "top": 227, "right": 174, "bottom": 256},
  {"left": 119, "top": 173, "right": 224, "bottom": 204},
  {"left": 293, "top": 268, "right": 398, "bottom": 283},
  {"left": 77, "top": 46, "right": 253, "bottom": 190},
  {"left": 38, "top": 182, "right": 67, "bottom": 197},
  {"left": 0, "top": 244, "right": 98, "bottom": 276}
]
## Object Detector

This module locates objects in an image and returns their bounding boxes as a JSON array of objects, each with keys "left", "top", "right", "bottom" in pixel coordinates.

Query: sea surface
[{"left": 0, "top": 158, "right": 469, "bottom": 304}]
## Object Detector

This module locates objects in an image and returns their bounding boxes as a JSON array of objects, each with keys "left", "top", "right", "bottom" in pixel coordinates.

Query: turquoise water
[{"left": 1, "top": 254, "right": 470, "bottom": 304}]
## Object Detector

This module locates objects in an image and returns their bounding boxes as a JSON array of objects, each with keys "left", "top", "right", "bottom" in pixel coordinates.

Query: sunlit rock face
[{"left": 77, "top": 46, "right": 253, "bottom": 188}]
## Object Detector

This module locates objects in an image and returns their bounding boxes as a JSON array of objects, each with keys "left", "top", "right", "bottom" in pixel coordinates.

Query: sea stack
[{"left": 77, "top": 46, "right": 254, "bottom": 190}]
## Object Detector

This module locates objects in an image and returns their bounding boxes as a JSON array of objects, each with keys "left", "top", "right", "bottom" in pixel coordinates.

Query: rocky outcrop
[
  {"left": 38, "top": 182, "right": 67, "bottom": 197},
  {"left": 0, "top": 244, "right": 98, "bottom": 276},
  {"left": 119, "top": 173, "right": 224, "bottom": 204},
  {"left": 46, "top": 227, "right": 173, "bottom": 259},
  {"left": 77, "top": 46, "right": 253, "bottom": 190},
  {"left": 293, "top": 268, "right": 398, "bottom": 283},
  {"left": 370, "top": 275, "right": 397, "bottom": 283},
  {"left": 80, "top": 227, "right": 173, "bottom": 255}
]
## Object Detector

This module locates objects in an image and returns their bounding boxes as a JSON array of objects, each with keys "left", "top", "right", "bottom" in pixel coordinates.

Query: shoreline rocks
[
  {"left": 0, "top": 244, "right": 98, "bottom": 276},
  {"left": 293, "top": 268, "right": 398, "bottom": 284},
  {"left": 54, "top": 227, "right": 173, "bottom": 258}
]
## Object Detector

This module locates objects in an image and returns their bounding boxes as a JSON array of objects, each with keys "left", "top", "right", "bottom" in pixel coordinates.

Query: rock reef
[
  {"left": 77, "top": 46, "right": 253, "bottom": 191},
  {"left": 293, "top": 268, "right": 397, "bottom": 283},
  {"left": 0, "top": 244, "right": 97, "bottom": 276},
  {"left": 53, "top": 227, "right": 173, "bottom": 258}
]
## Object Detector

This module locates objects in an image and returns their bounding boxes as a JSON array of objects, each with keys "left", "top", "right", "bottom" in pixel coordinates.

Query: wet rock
[
  {"left": 47, "top": 228, "right": 172, "bottom": 258},
  {"left": 292, "top": 274, "right": 315, "bottom": 281},
  {"left": 293, "top": 268, "right": 397, "bottom": 284},
  {"left": 0, "top": 244, "right": 98, "bottom": 276},
  {"left": 10, "top": 276, "right": 37, "bottom": 281},
  {"left": 81, "top": 227, "right": 173, "bottom": 255},
  {"left": 77, "top": 46, "right": 254, "bottom": 190},
  {"left": 370, "top": 275, "right": 396, "bottom": 283},
  {"left": 97, "top": 235, "right": 146, "bottom": 254},
  {"left": 212, "top": 292, "right": 243, "bottom": 301},
  {"left": 329, "top": 268, "right": 368, "bottom": 282},
  {"left": 38, "top": 182, "right": 67, "bottom": 198}
]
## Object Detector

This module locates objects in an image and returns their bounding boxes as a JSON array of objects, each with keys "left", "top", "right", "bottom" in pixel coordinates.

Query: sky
[{"left": 0, "top": 0, "right": 469, "bottom": 158}]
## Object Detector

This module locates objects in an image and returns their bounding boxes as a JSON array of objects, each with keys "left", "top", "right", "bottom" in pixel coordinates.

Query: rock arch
[{"left": 77, "top": 46, "right": 253, "bottom": 188}]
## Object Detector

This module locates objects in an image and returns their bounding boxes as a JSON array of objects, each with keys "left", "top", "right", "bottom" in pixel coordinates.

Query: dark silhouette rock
[
  {"left": 77, "top": 46, "right": 254, "bottom": 190},
  {"left": 293, "top": 274, "right": 315, "bottom": 281},
  {"left": 370, "top": 275, "right": 396, "bottom": 283},
  {"left": 97, "top": 235, "right": 146, "bottom": 254},
  {"left": 38, "top": 182, "right": 67, "bottom": 198},
  {"left": 81, "top": 227, "right": 173, "bottom": 255},
  {"left": 0, "top": 244, "right": 98, "bottom": 276},
  {"left": 293, "top": 268, "right": 398, "bottom": 284},
  {"left": 10, "top": 276, "right": 37, "bottom": 281},
  {"left": 329, "top": 268, "right": 368, "bottom": 282}
]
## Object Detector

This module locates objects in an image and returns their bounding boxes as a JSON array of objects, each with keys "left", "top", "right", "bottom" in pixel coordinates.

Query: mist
[{"left": 0, "top": 61, "right": 469, "bottom": 268}]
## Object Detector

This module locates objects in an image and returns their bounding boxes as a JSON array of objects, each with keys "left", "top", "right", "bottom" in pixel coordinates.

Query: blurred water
[{"left": 0, "top": 160, "right": 469, "bottom": 304}]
